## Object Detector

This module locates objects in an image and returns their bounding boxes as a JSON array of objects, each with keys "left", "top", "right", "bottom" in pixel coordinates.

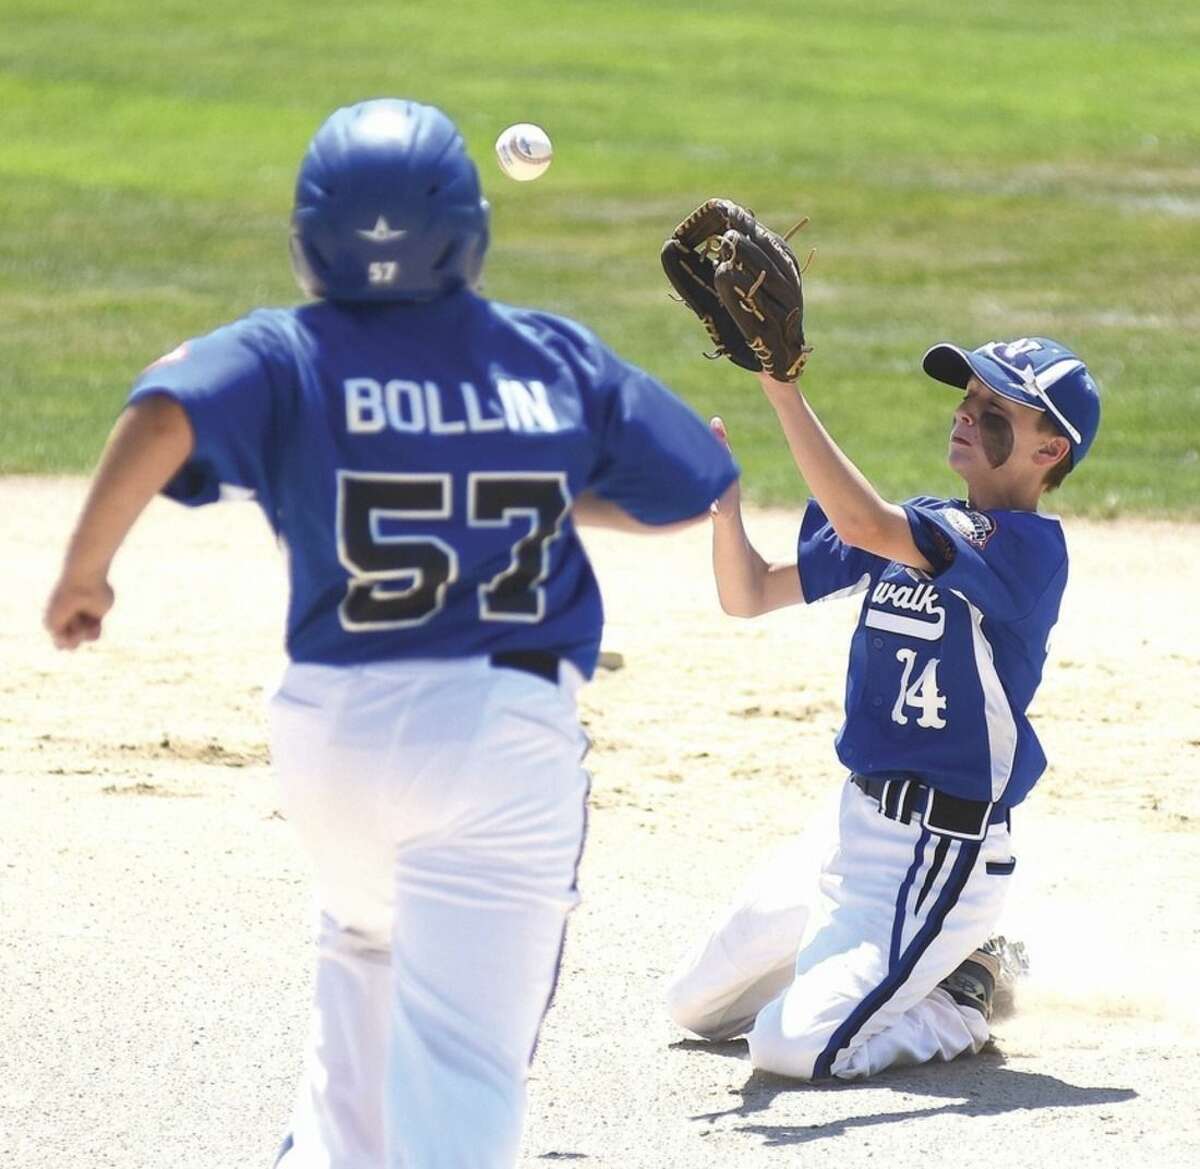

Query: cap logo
[
  {"left": 981, "top": 340, "right": 1084, "bottom": 445},
  {"left": 356, "top": 216, "right": 407, "bottom": 243}
]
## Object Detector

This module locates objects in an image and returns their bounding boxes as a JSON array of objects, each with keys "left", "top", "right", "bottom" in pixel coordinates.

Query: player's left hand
[
  {"left": 708, "top": 416, "right": 742, "bottom": 517},
  {"left": 43, "top": 574, "right": 115, "bottom": 650},
  {"left": 662, "top": 199, "right": 763, "bottom": 371},
  {"left": 714, "top": 227, "right": 812, "bottom": 382},
  {"left": 663, "top": 199, "right": 812, "bottom": 380}
]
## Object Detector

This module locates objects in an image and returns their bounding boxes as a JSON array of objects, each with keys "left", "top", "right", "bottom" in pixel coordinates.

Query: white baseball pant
[
  {"left": 268, "top": 656, "right": 589, "bottom": 1168},
  {"left": 666, "top": 777, "right": 1015, "bottom": 1079}
]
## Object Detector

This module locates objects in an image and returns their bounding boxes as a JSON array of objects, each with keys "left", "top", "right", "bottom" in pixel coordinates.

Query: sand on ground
[{"left": 1, "top": 478, "right": 1197, "bottom": 1168}]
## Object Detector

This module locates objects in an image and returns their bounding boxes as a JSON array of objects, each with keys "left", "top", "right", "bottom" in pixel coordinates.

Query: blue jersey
[
  {"left": 129, "top": 291, "right": 737, "bottom": 678},
  {"left": 797, "top": 497, "right": 1067, "bottom": 807}
]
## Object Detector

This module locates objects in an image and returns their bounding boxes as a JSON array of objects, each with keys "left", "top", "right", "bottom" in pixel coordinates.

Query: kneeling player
[{"left": 667, "top": 336, "right": 1098, "bottom": 1079}]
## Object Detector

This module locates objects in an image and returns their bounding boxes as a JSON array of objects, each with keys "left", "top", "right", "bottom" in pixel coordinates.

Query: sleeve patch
[{"left": 943, "top": 507, "right": 997, "bottom": 549}]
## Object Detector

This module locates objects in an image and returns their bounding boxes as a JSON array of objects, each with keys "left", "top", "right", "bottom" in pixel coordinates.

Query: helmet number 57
[{"left": 368, "top": 262, "right": 399, "bottom": 285}]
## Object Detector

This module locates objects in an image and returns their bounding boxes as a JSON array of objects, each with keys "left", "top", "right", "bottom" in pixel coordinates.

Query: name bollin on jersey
[{"left": 344, "top": 377, "right": 560, "bottom": 437}]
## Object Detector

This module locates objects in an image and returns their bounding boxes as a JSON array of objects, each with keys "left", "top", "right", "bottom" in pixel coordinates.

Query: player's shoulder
[
  {"left": 485, "top": 300, "right": 644, "bottom": 408},
  {"left": 144, "top": 306, "right": 297, "bottom": 369},
  {"left": 236, "top": 304, "right": 312, "bottom": 357},
  {"left": 906, "top": 496, "right": 1066, "bottom": 560},
  {"left": 202, "top": 304, "right": 299, "bottom": 346},
  {"left": 981, "top": 505, "right": 1065, "bottom": 559},
  {"left": 488, "top": 300, "right": 606, "bottom": 358}
]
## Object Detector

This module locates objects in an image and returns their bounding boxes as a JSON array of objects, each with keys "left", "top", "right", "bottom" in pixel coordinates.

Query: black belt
[
  {"left": 851, "top": 773, "right": 1008, "bottom": 841},
  {"left": 490, "top": 650, "right": 560, "bottom": 685}
]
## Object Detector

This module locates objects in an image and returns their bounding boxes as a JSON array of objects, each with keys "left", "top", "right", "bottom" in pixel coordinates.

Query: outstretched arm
[
  {"left": 756, "top": 373, "right": 932, "bottom": 572},
  {"left": 708, "top": 417, "right": 803, "bottom": 617},
  {"left": 44, "top": 395, "right": 194, "bottom": 649},
  {"left": 571, "top": 491, "right": 706, "bottom": 534}
]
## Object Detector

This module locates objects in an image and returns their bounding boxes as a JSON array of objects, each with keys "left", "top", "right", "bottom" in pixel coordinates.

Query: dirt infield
[{"left": 2, "top": 477, "right": 1197, "bottom": 1168}]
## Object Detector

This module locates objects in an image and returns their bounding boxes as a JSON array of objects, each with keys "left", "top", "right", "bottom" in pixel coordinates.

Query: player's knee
[
  {"left": 744, "top": 1027, "right": 830, "bottom": 1084},
  {"left": 746, "top": 1004, "right": 828, "bottom": 1081},
  {"left": 663, "top": 974, "right": 693, "bottom": 1027},
  {"left": 664, "top": 972, "right": 718, "bottom": 1037},
  {"left": 664, "top": 971, "right": 750, "bottom": 1041},
  {"left": 746, "top": 1030, "right": 822, "bottom": 1081}
]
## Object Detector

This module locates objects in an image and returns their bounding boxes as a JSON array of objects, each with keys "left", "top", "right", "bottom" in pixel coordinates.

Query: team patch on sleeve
[{"left": 942, "top": 507, "right": 997, "bottom": 549}]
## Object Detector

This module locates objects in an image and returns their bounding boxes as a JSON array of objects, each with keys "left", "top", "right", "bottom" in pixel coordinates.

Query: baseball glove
[
  {"left": 662, "top": 199, "right": 763, "bottom": 371},
  {"left": 662, "top": 198, "right": 812, "bottom": 380}
]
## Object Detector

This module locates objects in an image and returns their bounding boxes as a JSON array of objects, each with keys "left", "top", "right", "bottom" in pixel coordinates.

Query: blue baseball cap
[{"left": 922, "top": 337, "right": 1101, "bottom": 465}]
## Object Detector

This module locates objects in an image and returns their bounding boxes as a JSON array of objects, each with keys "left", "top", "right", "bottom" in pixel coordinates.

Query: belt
[
  {"left": 490, "top": 650, "right": 561, "bottom": 685},
  {"left": 851, "top": 773, "right": 1008, "bottom": 841}
]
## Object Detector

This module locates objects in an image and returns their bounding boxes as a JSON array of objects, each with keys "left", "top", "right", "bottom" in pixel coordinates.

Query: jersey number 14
[
  {"left": 891, "top": 648, "right": 948, "bottom": 729},
  {"left": 337, "top": 470, "right": 570, "bottom": 631}
]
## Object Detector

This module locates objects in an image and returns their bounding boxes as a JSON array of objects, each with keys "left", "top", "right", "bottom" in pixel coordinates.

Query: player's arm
[
  {"left": 571, "top": 491, "right": 706, "bottom": 533},
  {"left": 757, "top": 373, "right": 933, "bottom": 573},
  {"left": 709, "top": 417, "right": 803, "bottom": 617},
  {"left": 44, "top": 395, "right": 194, "bottom": 649}
]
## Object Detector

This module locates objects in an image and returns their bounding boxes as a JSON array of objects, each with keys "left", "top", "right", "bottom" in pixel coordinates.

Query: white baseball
[{"left": 495, "top": 123, "right": 553, "bottom": 182}]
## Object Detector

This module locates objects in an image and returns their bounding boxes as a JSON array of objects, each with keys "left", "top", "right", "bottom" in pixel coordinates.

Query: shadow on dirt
[{"left": 672, "top": 1039, "right": 1137, "bottom": 1145}]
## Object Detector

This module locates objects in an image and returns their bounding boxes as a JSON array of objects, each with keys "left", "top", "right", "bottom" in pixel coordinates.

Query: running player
[
  {"left": 44, "top": 99, "right": 737, "bottom": 1167},
  {"left": 667, "top": 339, "right": 1099, "bottom": 1079}
]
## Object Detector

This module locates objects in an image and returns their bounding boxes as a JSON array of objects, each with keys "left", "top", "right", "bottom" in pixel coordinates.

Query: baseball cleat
[
  {"left": 939, "top": 949, "right": 999, "bottom": 1021},
  {"left": 938, "top": 935, "right": 1029, "bottom": 1023},
  {"left": 981, "top": 934, "right": 1030, "bottom": 1021}
]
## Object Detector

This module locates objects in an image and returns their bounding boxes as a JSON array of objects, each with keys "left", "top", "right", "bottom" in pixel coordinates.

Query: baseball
[{"left": 495, "top": 123, "right": 553, "bottom": 182}]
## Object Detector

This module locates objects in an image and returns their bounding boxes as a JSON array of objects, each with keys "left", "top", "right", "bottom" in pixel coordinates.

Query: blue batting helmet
[{"left": 290, "top": 99, "right": 490, "bottom": 303}]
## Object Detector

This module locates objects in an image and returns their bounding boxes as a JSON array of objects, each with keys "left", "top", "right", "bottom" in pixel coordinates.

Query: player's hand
[
  {"left": 43, "top": 574, "right": 115, "bottom": 650},
  {"left": 709, "top": 417, "right": 742, "bottom": 518}
]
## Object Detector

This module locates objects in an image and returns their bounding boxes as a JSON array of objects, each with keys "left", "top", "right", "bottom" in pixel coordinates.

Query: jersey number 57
[{"left": 336, "top": 470, "right": 571, "bottom": 631}]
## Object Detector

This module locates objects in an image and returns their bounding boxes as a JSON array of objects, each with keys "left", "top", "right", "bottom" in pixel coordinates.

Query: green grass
[{"left": 2, "top": 0, "right": 1198, "bottom": 515}]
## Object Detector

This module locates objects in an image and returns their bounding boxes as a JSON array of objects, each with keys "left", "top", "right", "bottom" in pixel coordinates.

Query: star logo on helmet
[{"left": 356, "top": 216, "right": 407, "bottom": 243}]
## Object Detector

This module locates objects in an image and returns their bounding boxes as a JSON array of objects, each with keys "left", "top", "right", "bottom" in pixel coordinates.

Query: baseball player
[
  {"left": 44, "top": 99, "right": 737, "bottom": 1168},
  {"left": 664, "top": 319, "right": 1100, "bottom": 1075}
]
